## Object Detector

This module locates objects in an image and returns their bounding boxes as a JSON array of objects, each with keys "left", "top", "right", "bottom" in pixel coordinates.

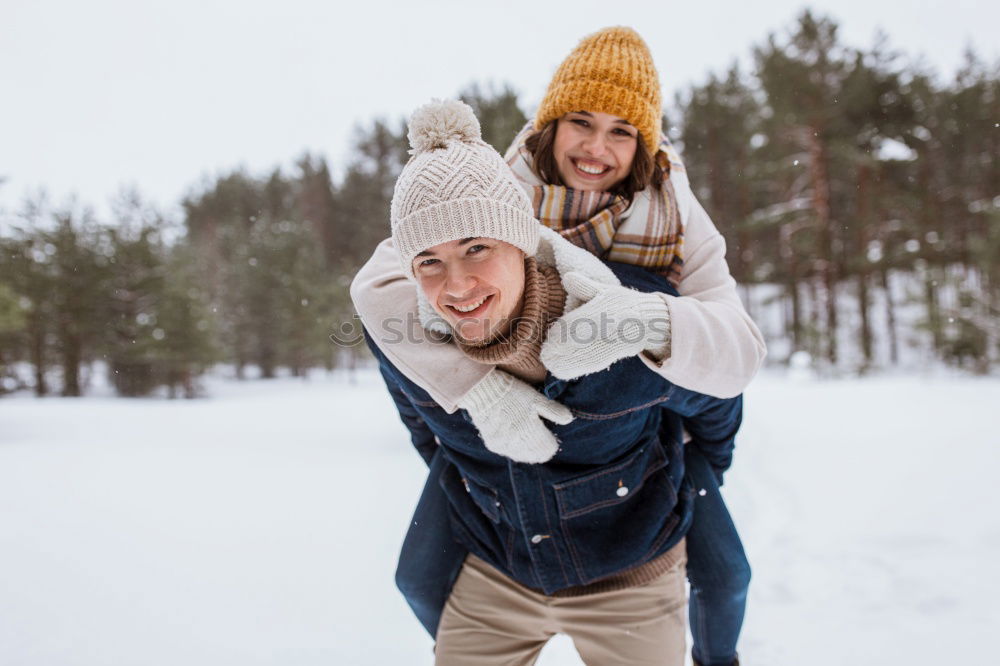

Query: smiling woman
[
  {"left": 552, "top": 110, "right": 638, "bottom": 191},
  {"left": 525, "top": 108, "right": 661, "bottom": 203}
]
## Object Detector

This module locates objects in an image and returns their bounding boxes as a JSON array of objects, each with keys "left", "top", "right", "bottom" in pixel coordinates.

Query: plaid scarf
[{"left": 505, "top": 124, "right": 686, "bottom": 287}]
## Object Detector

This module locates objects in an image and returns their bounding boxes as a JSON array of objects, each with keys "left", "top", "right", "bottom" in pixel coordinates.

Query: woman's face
[
  {"left": 552, "top": 111, "right": 639, "bottom": 191},
  {"left": 412, "top": 237, "right": 526, "bottom": 344}
]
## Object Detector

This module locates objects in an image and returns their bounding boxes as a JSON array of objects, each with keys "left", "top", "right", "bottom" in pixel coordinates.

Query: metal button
[
  {"left": 531, "top": 534, "right": 544, "bottom": 544},
  {"left": 616, "top": 486, "right": 629, "bottom": 497}
]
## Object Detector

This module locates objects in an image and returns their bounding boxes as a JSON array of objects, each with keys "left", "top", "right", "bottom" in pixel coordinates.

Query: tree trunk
[
  {"left": 736, "top": 150, "right": 752, "bottom": 316},
  {"left": 60, "top": 330, "right": 82, "bottom": 397},
  {"left": 29, "top": 316, "right": 47, "bottom": 396},
  {"left": 258, "top": 339, "right": 276, "bottom": 379},
  {"left": 808, "top": 278, "right": 822, "bottom": 360},
  {"left": 881, "top": 268, "right": 899, "bottom": 365},
  {"left": 789, "top": 278, "right": 802, "bottom": 352},
  {"left": 924, "top": 269, "right": 943, "bottom": 353},
  {"left": 855, "top": 163, "right": 873, "bottom": 370},
  {"left": 857, "top": 274, "right": 872, "bottom": 371},
  {"left": 917, "top": 151, "right": 944, "bottom": 353},
  {"left": 806, "top": 127, "right": 837, "bottom": 365}
]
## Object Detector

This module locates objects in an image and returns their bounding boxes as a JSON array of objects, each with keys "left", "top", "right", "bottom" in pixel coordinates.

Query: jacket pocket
[
  {"left": 553, "top": 442, "right": 680, "bottom": 584},
  {"left": 438, "top": 461, "right": 513, "bottom": 568}
]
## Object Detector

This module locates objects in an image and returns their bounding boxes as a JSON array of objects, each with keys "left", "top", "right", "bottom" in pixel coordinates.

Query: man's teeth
[
  {"left": 576, "top": 161, "right": 607, "bottom": 175},
  {"left": 453, "top": 296, "right": 487, "bottom": 313}
]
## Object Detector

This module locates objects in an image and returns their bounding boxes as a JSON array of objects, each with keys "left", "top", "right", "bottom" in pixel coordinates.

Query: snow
[{"left": 1, "top": 369, "right": 998, "bottom": 665}]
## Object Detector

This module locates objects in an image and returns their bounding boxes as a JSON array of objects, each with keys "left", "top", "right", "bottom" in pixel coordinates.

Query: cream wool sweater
[{"left": 351, "top": 173, "right": 766, "bottom": 412}]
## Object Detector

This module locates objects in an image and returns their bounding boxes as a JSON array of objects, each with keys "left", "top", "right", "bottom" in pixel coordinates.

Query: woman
[{"left": 352, "top": 28, "right": 762, "bottom": 666}]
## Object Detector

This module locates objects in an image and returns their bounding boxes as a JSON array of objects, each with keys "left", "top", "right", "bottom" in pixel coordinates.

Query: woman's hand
[
  {"left": 540, "top": 272, "right": 672, "bottom": 380},
  {"left": 457, "top": 369, "right": 573, "bottom": 464}
]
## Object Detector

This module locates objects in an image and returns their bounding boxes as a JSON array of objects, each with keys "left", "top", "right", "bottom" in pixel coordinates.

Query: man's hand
[
  {"left": 540, "top": 272, "right": 672, "bottom": 380},
  {"left": 457, "top": 370, "right": 573, "bottom": 464}
]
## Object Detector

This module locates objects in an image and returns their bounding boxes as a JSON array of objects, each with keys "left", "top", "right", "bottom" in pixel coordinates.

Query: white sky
[{"left": 1, "top": 0, "right": 996, "bottom": 220}]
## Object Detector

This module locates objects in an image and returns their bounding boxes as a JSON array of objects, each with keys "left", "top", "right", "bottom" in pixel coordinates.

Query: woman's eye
[
  {"left": 468, "top": 244, "right": 488, "bottom": 254},
  {"left": 570, "top": 118, "right": 590, "bottom": 128},
  {"left": 419, "top": 258, "right": 439, "bottom": 267},
  {"left": 613, "top": 128, "right": 635, "bottom": 138}
]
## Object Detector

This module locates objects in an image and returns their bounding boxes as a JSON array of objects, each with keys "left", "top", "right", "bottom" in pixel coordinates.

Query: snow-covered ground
[{"left": 1, "top": 369, "right": 997, "bottom": 665}]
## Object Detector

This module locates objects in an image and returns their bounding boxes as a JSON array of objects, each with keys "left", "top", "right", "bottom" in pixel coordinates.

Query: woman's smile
[{"left": 570, "top": 157, "right": 614, "bottom": 178}]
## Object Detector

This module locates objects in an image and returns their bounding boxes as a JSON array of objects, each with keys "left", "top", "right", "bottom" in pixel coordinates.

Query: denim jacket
[{"left": 368, "top": 262, "right": 741, "bottom": 595}]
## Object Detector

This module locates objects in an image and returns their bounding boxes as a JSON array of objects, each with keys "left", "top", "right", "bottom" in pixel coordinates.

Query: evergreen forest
[{"left": 1, "top": 11, "right": 997, "bottom": 397}]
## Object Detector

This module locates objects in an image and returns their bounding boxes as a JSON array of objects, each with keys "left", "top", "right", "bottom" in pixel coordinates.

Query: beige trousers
[{"left": 435, "top": 554, "right": 687, "bottom": 666}]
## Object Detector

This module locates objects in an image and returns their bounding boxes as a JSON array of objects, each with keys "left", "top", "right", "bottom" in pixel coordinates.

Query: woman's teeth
[
  {"left": 453, "top": 296, "right": 488, "bottom": 313},
  {"left": 575, "top": 160, "right": 607, "bottom": 175}
]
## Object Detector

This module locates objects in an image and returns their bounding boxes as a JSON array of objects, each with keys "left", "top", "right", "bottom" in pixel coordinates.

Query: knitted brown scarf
[{"left": 456, "top": 258, "right": 565, "bottom": 384}]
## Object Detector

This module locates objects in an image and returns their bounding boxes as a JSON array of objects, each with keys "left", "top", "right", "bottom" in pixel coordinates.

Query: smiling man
[{"left": 412, "top": 237, "right": 527, "bottom": 345}]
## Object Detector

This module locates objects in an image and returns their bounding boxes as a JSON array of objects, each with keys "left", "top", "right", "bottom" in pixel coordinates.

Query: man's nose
[{"left": 443, "top": 266, "right": 476, "bottom": 296}]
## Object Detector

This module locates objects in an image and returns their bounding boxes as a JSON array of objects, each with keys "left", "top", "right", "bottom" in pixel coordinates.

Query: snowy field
[{"left": 1, "top": 368, "right": 998, "bottom": 665}]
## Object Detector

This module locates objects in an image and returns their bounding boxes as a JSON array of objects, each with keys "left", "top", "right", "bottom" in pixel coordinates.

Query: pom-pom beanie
[{"left": 391, "top": 99, "right": 540, "bottom": 280}]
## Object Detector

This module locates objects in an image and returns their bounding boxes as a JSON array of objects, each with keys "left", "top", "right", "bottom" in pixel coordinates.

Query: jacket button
[
  {"left": 616, "top": 486, "right": 629, "bottom": 497},
  {"left": 531, "top": 534, "right": 543, "bottom": 544}
]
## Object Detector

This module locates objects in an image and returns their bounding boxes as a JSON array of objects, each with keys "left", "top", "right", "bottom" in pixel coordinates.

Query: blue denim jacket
[{"left": 368, "top": 262, "right": 740, "bottom": 595}]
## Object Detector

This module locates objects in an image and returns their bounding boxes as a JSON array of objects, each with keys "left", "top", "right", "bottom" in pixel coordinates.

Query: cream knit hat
[{"left": 391, "top": 99, "right": 540, "bottom": 280}]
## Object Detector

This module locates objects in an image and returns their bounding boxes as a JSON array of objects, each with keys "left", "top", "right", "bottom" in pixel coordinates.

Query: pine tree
[
  {"left": 755, "top": 10, "right": 854, "bottom": 365},
  {"left": 152, "top": 242, "right": 217, "bottom": 397},
  {"left": 104, "top": 193, "right": 167, "bottom": 396},
  {"left": 33, "top": 203, "right": 108, "bottom": 396},
  {"left": 678, "top": 64, "right": 765, "bottom": 298},
  {"left": 0, "top": 205, "right": 54, "bottom": 396},
  {"left": 0, "top": 280, "right": 26, "bottom": 392}
]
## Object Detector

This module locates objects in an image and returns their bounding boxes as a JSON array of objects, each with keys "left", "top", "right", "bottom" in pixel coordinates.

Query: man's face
[{"left": 412, "top": 237, "right": 526, "bottom": 344}]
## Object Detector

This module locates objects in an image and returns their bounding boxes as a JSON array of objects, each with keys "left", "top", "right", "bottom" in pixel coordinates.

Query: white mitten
[
  {"left": 540, "top": 271, "right": 672, "bottom": 380},
  {"left": 457, "top": 369, "right": 574, "bottom": 464}
]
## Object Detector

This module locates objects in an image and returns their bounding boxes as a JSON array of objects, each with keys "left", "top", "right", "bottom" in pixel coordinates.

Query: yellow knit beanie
[{"left": 535, "top": 26, "right": 662, "bottom": 154}]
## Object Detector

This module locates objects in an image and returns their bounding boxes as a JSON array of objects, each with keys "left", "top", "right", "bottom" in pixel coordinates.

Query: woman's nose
[{"left": 581, "top": 132, "right": 607, "bottom": 157}]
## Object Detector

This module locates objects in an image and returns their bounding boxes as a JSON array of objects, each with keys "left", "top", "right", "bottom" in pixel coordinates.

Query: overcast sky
[{"left": 2, "top": 0, "right": 996, "bottom": 219}]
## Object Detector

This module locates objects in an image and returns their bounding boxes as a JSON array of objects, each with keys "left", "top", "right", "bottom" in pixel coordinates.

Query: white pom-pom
[{"left": 407, "top": 99, "right": 482, "bottom": 154}]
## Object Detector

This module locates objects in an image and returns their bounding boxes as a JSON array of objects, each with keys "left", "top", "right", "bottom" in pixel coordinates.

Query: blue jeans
[
  {"left": 684, "top": 445, "right": 751, "bottom": 666},
  {"left": 396, "top": 447, "right": 750, "bottom": 664},
  {"left": 395, "top": 449, "right": 467, "bottom": 637}
]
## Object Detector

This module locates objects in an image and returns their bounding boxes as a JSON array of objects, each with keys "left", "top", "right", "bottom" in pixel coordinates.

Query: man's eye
[
  {"left": 468, "top": 244, "right": 488, "bottom": 254},
  {"left": 419, "top": 258, "right": 439, "bottom": 267}
]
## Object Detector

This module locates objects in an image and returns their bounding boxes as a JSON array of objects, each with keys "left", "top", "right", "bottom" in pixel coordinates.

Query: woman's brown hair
[{"left": 523, "top": 119, "right": 664, "bottom": 205}]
